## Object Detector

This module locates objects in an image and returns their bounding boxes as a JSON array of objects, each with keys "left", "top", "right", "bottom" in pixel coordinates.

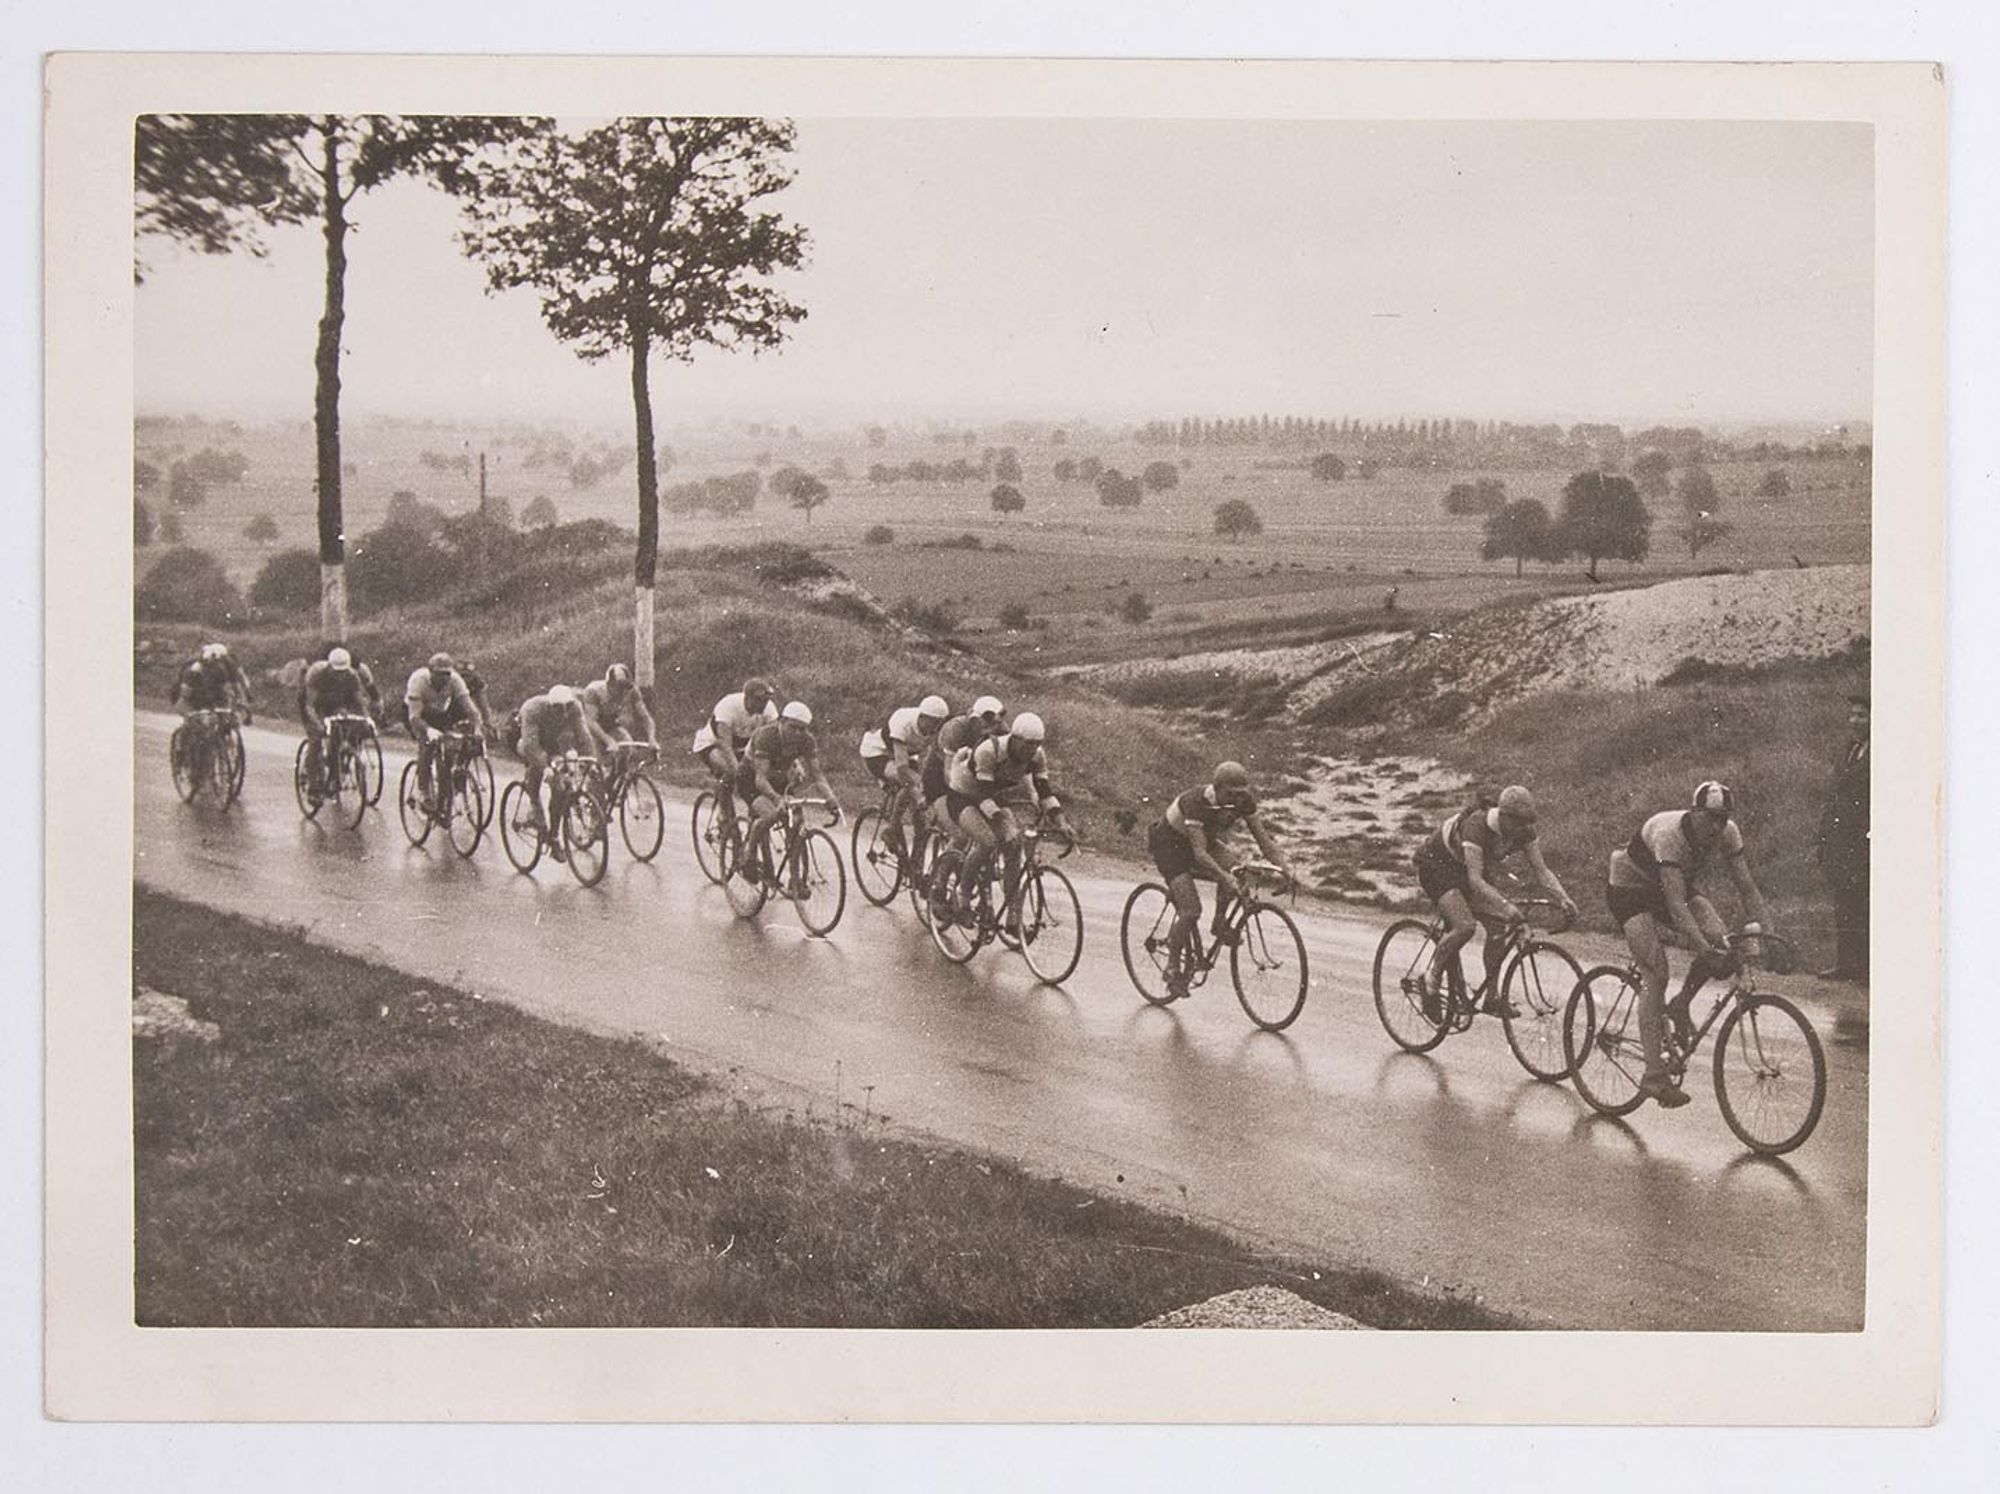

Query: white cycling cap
[
  {"left": 326, "top": 646, "right": 353, "bottom": 670},
  {"left": 782, "top": 700, "right": 814, "bottom": 725},
  {"left": 972, "top": 695, "right": 1004, "bottom": 718},
  {"left": 918, "top": 694, "right": 949, "bottom": 719},
  {"left": 1010, "top": 711, "right": 1046, "bottom": 744},
  {"left": 547, "top": 684, "right": 578, "bottom": 706}
]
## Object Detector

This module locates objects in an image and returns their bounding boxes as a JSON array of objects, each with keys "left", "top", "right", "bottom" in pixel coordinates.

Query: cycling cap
[
  {"left": 1010, "top": 712, "right": 1046, "bottom": 744},
  {"left": 782, "top": 701, "right": 814, "bottom": 725},
  {"left": 547, "top": 684, "right": 578, "bottom": 707},
  {"left": 918, "top": 694, "right": 949, "bottom": 720},
  {"left": 607, "top": 663, "right": 633, "bottom": 687},
  {"left": 326, "top": 646, "right": 353, "bottom": 670},
  {"left": 199, "top": 642, "right": 228, "bottom": 661},
  {"left": 1498, "top": 785, "right": 1538, "bottom": 822},
  {"left": 428, "top": 652, "right": 455, "bottom": 673},
  {"left": 1212, "top": 761, "right": 1251, "bottom": 795},
  {"left": 1692, "top": 781, "right": 1734, "bottom": 815},
  {"left": 972, "top": 695, "right": 1004, "bottom": 719}
]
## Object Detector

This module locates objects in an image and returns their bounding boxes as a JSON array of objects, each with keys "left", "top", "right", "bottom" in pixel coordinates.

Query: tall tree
[
  {"left": 456, "top": 118, "right": 808, "bottom": 691},
  {"left": 1554, "top": 470, "right": 1651, "bottom": 581},
  {"left": 135, "top": 114, "right": 509, "bottom": 642},
  {"left": 1675, "top": 465, "right": 1730, "bottom": 559},
  {"left": 1480, "top": 498, "right": 1555, "bottom": 577}
]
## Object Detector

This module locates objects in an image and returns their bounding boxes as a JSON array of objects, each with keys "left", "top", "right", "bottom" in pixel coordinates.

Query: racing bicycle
[
  {"left": 1120, "top": 861, "right": 1308, "bottom": 1031},
  {"left": 1562, "top": 931, "right": 1828, "bottom": 1156},
  {"left": 851, "top": 784, "right": 940, "bottom": 920},
  {"left": 395, "top": 728, "right": 486, "bottom": 857},
  {"left": 928, "top": 818, "right": 1084, "bottom": 985},
  {"left": 691, "top": 777, "right": 749, "bottom": 885},
  {"left": 1371, "top": 895, "right": 1584, "bottom": 1080},
  {"left": 601, "top": 741, "right": 666, "bottom": 862},
  {"left": 170, "top": 706, "right": 246, "bottom": 809},
  {"left": 721, "top": 795, "right": 848, "bottom": 937},
  {"left": 290, "top": 712, "right": 375, "bottom": 829},
  {"left": 499, "top": 752, "right": 611, "bottom": 887}
]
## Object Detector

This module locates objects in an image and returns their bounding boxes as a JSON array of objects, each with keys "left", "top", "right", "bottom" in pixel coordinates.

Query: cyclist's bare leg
[
  {"left": 701, "top": 744, "right": 740, "bottom": 819},
  {"left": 1430, "top": 888, "right": 1479, "bottom": 990},
  {"left": 1622, "top": 911, "right": 1674, "bottom": 1081},
  {"left": 991, "top": 808, "right": 1024, "bottom": 916},
  {"left": 954, "top": 806, "right": 1000, "bottom": 915},
  {"left": 1165, "top": 872, "right": 1204, "bottom": 985},
  {"left": 522, "top": 748, "right": 551, "bottom": 838}
]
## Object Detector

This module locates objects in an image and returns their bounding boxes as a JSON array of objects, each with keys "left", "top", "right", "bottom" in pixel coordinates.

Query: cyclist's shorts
[
  {"left": 945, "top": 790, "right": 989, "bottom": 830},
  {"left": 1414, "top": 841, "right": 1471, "bottom": 904},
  {"left": 921, "top": 753, "right": 949, "bottom": 806},
  {"left": 861, "top": 751, "right": 891, "bottom": 785},
  {"left": 1148, "top": 820, "right": 1198, "bottom": 881},
  {"left": 420, "top": 703, "right": 476, "bottom": 739},
  {"left": 1605, "top": 881, "right": 1669, "bottom": 928}
]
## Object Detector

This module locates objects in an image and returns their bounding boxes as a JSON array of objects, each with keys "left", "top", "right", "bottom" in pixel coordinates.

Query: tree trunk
[
  {"left": 1587, "top": 554, "right": 1600, "bottom": 582},
  {"left": 1515, "top": 555, "right": 1523, "bottom": 578},
  {"left": 313, "top": 124, "right": 350, "bottom": 643},
  {"left": 629, "top": 329, "right": 659, "bottom": 691}
]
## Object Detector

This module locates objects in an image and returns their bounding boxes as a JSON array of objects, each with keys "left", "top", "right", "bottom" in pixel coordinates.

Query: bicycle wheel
[
  {"left": 447, "top": 766, "right": 486, "bottom": 858},
  {"left": 927, "top": 851, "right": 980, "bottom": 964},
  {"left": 851, "top": 807, "right": 905, "bottom": 907},
  {"left": 474, "top": 755, "right": 496, "bottom": 829},
  {"left": 1371, "top": 919, "right": 1449, "bottom": 1053},
  {"left": 908, "top": 833, "right": 939, "bottom": 927},
  {"left": 562, "top": 793, "right": 610, "bottom": 888},
  {"left": 791, "top": 827, "right": 848, "bottom": 937},
  {"left": 293, "top": 740, "right": 323, "bottom": 819},
  {"left": 1019, "top": 865, "right": 1084, "bottom": 986},
  {"left": 220, "top": 722, "right": 246, "bottom": 805},
  {"left": 1117, "top": 883, "right": 1178, "bottom": 1006},
  {"left": 1232, "top": 904, "right": 1309, "bottom": 1032},
  {"left": 398, "top": 760, "right": 433, "bottom": 847},
  {"left": 364, "top": 731, "right": 385, "bottom": 807},
  {"left": 692, "top": 790, "right": 731, "bottom": 885},
  {"left": 169, "top": 726, "right": 201, "bottom": 803},
  {"left": 1563, "top": 965, "right": 1648, "bottom": 1117},
  {"left": 617, "top": 773, "right": 665, "bottom": 862},
  {"left": 499, "top": 780, "right": 542, "bottom": 873},
  {"left": 1712, "top": 994, "right": 1828, "bottom": 1156},
  {"left": 333, "top": 743, "right": 369, "bottom": 830},
  {"left": 720, "top": 826, "right": 769, "bottom": 918},
  {"left": 1501, "top": 938, "right": 1585, "bottom": 1082}
]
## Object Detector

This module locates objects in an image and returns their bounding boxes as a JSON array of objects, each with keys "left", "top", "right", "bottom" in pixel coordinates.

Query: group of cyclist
[{"left": 176, "top": 638, "right": 1781, "bottom": 1109}]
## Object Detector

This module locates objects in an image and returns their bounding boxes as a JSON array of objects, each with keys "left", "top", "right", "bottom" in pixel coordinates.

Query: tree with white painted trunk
[
  {"left": 135, "top": 114, "right": 514, "bottom": 643},
  {"left": 454, "top": 118, "right": 808, "bottom": 693}
]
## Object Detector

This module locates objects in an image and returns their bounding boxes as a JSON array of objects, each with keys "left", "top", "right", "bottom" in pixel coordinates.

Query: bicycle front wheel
[
  {"left": 691, "top": 790, "right": 730, "bottom": 885},
  {"left": 473, "top": 754, "right": 496, "bottom": 828},
  {"left": 498, "top": 781, "right": 542, "bottom": 873},
  {"left": 447, "top": 766, "right": 486, "bottom": 858},
  {"left": 170, "top": 727, "right": 201, "bottom": 803},
  {"left": 1372, "top": 919, "right": 1448, "bottom": 1053},
  {"left": 1502, "top": 938, "right": 1585, "bottom": 1082},
  {"left": 1020, "top": 865, "right": 1085, "bottom": 986},
  {"left": 719, "top": 828, "right": 769, "bottom": 918},
  {"left": 293, "top": 740, "right": 322, "bottom": 819},
  {"left": 1119, "top": 883, "right": 1178, "bottom": 1005},
  {"left": 398, "top": 760, "right": 433, "bottom": 847},
  {"left": 219, "top": 723, "right": 246, "bottom": 806},
  {"left": 364, "top": 731, "right": 385, "bottom": 807},
  {"left": 563, "top": 793, "right": 609, "bottom": 887},
  {"left": 1712, "top": 994, "right": 1828, "bottom": 1156},
  {"left": 791, "top": 827, "right": 848, "bottom": 937},
  {"left": 1564, "top": 966, "right": 1648, "bottom": 1117},
  {"left": 618, "top": 773, "right": 665, "bottom": 862},
  {"left": 927, "top": 852, "right": 980, "bottom": 964},
  {"left": 334, "top": 745, "right": 369, "bottom": 830},
  {"left": 851, "top": 807, "right": 904, "bottom": 907},
  {"left": 1232, "top": 904, "right": 1309, "bottom": 1031}
]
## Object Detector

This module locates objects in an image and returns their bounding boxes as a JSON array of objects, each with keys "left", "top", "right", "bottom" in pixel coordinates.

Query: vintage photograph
[{"left": 39, "top": 53, "right": 1947, "bottom": 1424}]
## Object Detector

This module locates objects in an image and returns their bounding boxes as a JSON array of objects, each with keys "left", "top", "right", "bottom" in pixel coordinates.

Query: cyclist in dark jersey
[
  {"left": 1147, "top": 762, "right": 1297, "bottom": 1000},
  {"left": 297, "top": 646, "right": 375, "bottom": 795},
  {"left": 739, "top": 702, "right": 843, "bottom": 882},
  {"left": 922, "top": 694, "right": 1005, "bottom": 843},
  {"left": 171, "top": 642, "right": 253, "bottom": 721},
  {"left": 1412, "top": 784, "right": 1577, "bottom": 1017}
]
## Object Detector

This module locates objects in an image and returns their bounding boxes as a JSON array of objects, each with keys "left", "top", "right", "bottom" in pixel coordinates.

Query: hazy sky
[{"left": 134, "top": 118, "right": 1873, "bottom": 429}]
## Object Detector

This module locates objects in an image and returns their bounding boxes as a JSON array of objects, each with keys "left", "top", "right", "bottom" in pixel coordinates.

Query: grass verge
[{"left": 134, "top": 888, "right": 1515, "bottom": 1330}]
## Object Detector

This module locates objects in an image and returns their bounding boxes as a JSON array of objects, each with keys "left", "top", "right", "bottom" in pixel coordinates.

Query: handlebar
[
  {"left": 1726, "top": 929, "right": 1796, "bottom": 974},
  {"left": 610, "top": 741, "right": 659, "bottom": 764}
]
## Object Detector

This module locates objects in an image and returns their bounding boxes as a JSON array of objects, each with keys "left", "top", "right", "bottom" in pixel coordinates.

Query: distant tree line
[{"left": 661, "top": 470, "right": 761, "bottom": 517}]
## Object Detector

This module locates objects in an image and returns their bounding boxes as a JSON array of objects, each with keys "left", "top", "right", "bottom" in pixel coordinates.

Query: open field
[{"left": 133, "top": 889, "right": 1509, "bottom": 1329}]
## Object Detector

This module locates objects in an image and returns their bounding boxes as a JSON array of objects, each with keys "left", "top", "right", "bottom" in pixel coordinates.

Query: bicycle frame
[
  {"left": 1642, "top": 931, "right": 1796, "bottom": 1074},
  {"left": 1419, "top": 895, "right": 1569, "bottom": 1013},
  {"left": 1173, "top": 860, "right": 1289, "bottom": 987}
]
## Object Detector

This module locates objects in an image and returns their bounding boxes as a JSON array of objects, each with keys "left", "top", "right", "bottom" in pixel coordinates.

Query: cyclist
[
  {"left": 739, "top": 702, "right": 842, "bottom": 884},
  {"left": 1147, "top": 762, "right": 1297, "bottom": 1001},
  {"left": 944, "top": 711, "right": 1073, "bottom": 933},
  {"left": 922, "top": 694, "right": 1005, "bottom": 850},
  {"left": 1606, "top": 781, "right": 1777, "bottom": 1109},
  {"left": 297, "top": 646, "right": 375, "bottom": 796},
  {"left": 404, "top": 652, "right": 481, "bottom": 805},
  {"left": 581, "top": 663, "right": 659, "bottom": 756},
  {"left": 516, "top": 683, "right": 599, "bottom": 858},
  {"left": 457, "top": 657, "right": 497, "bottom": 742},
  {"left": 1413, "top": 785, "right": 1579, "bottom": 1018},
  {"left": 860, "top": 694, "right": 949, "bottom": 859},
  {"left": 693, "top": 676, "right": 779, "bottom": 816},
  {"left": 171, "top": 641, "right": 254, "bottom": 723}
]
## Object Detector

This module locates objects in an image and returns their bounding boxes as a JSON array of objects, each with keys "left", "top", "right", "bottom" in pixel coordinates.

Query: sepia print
[{"left": 48, "top": 56, "right": 1944, "bottom": 1423}]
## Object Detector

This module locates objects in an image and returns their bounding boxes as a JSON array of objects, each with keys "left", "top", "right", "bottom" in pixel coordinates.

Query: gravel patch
[
  {"left": 133, "top": 986, "right": 219, "bottom": 1044},
  {"left": 1142, "top": 1285, "right": 1370, "bottom": 1330}
]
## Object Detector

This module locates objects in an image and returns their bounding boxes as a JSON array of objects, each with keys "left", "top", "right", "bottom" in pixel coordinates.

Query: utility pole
[{"left": 478, "top": 451, "right": 488, "bottom": 517}]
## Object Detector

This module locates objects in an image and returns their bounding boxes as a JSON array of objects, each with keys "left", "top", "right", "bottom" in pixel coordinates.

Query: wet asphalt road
[{"left": 134, "top": 712, "right": 1868, "bottom": 1329}]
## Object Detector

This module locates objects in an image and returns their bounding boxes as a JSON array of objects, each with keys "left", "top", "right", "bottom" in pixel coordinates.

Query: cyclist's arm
[
  {"left": 1247, "top": 814, "right": 1293, "bottom": 880},
  {"left": 748, "top": 752, "right": 780, "bottom": 802},
  {"left": 802, "top": 755, "right": 841, "bottom": 818},
  {"left": 1461, "top": 843, "right": 1520, "bottom": 921},
  {"left": 582, "top": 708, "right": 618, "bottom": 756},
  {"left": 1659, "top": 866, "right": 1722, "bottom": 952},
  {"left": 1183, "top": 822, "right": 1239, "bottom": 896},
  {"left": 627, "top": 695, "right": 658, "bottom": 747},
  {"left": 1522, "top": 842, "right": 1576, "bottom": 914},
  {"left": 1725, "top": 850, "right": 1772, "bottom": 932},
  {"left": 404, "top": 687, "right": 431, "bottom": 738}
]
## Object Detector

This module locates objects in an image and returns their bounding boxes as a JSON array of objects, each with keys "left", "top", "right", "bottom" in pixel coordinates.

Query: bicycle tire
[
  {"left": 364, "top": 730, "right": 385, "bottom": 808},
  {"left": 792, "top": 827, "right": 848, "bottom": 937},
  {"left": 618, "top": 773, "right": 665, "bottom": 862},
  {"left": 1563, "top": 965, "right": 1648, "bottom": 1117},
  {"left": 691, "top": 790, "right": 730, "bottom": 885},
  {"left": 1501, "top": 938, "right": 1585, "bottom": 1082},
  {"left": 1371, "top": 919, "right": 1450, "bottom": 1053},
  {"left": 927, "top": 851, "right": 980, "bottom": 964},
  {"left": 1232, "top": 903, "right": 1309, "bottom": 1031},
  {"left": 220, "top": 722, "right": 246, "bottom": 806},
  {"left": 1119, "top": 882, "right": 1179, "bottom": 1006},
  {"left": 473, "top": 754, "right": 496, "bottom": 829},
  {"left": 333, "top": 742, "right": 367, "bottom": 829},
  {"left": 293, "top": 739, "right": 323, "bottom": 819},
  {"left": 447, "top": 766, "right": 485, "bottom": 858},
  {"left": 562, "top": 792, "right": 609, "bottom": 888},
  {"left": 498, "top": 780, "right": 543, "bottom": 873},
  {"left": 908, "top": 833, "right": 939, "bottom": 927},
  {"left": 719, "top": 825, "right": 769, "bottom": 918},
  {"left": 851, "top": 807, "right": 904, "bottom": 907},
  {"left": 169, "top": 726, "right": 201, "bottom": 804},
  {"left": 398, "top": 760, "right": 434, "bottom": 847},
  {"left": 1712, "top": 993, "right": 1828, "bottom": 1156},
  {"left": 1020, "top": 865, "right": 1084, "bottom": 986}
]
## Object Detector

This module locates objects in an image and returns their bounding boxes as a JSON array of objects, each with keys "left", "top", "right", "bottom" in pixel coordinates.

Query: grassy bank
[{"left": 133, "top": 889, "right": 1511, "bottom": 1329}]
